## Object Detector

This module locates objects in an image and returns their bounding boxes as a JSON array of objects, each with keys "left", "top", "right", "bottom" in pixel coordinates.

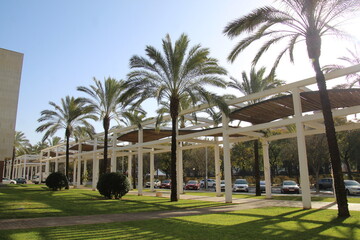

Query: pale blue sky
[{"left": 1, "top": 0, "right": 358, "bottom": 144}]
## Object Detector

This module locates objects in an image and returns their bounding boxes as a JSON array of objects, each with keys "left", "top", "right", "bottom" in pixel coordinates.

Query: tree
[
  {"left": 10, "top": 131, "right": 30, "bottom": 178},
  {"left": 229, "top": 67, "right": 283, "bottom": 196},
  {"left": 323, "top": 45, "right": 360, "bottom": 88},
  {"left": 36, "top": 96, "right": 97, "bottom": 186},
  {"left": 224, "top": 0, "right": 360, "bottom": 218},
  {"left": 126, "top": 33, "right": 228, "bottom": 201},
  {"left": 78, "top": 78, "right": 128, "bottom": 175}
]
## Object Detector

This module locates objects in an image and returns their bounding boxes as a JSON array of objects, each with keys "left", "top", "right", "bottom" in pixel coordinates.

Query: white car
[
  {"left": 2, "top": 178, "right": 17, "bottom": 184},
  {"left": 145, "top": 179, "right": 161, "bottom": 188},
  {"left": 220, "top": 180, "right": 225, "bottom": 191},
  {"left": 344, "top": 180, "right": 360, "bottom": 195},
  {"left": 233, "top": 179, "right": 249, "bottom": 192},
  {"left": 200, "top": 179, "right": 216, "bottom": 188}
]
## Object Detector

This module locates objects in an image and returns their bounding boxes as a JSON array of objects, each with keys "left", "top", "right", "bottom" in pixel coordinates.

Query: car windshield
[
  {"left": 235, "top": 179, "right": 247, "bottom": 184},
  {"left": 163, "top": 180, "right": 170, "bottom": 183},
  {"left": 188, "top": 181, "right": 197, "bottom": 184},
  {"left": 221, "top": 180, "right": 225, "bottom": 184},
  {"left": 284, "top": 181, "right": 296, "bottom": 185},
  {"left": 260, "top": 181, "right": 265, "bottom": 185},
  {"left": 344, "top": 180, "right": 360, "bottom": 186}
]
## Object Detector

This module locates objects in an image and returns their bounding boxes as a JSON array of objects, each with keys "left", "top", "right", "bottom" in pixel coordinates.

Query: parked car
[
  {"left": 220, "top": 180, "right": 225, "bottom": 191},
  {"left": 15, "top": 178, "right": 27, "bottom": 184},
  {"left": 1, "top": 178, "right": 16, "bottom": 184},
  {"left": 160, "top": 179, "right": 171, "bottom": 189},
  {"left": 200, "top": 179, "right": 216, "bottom": 188},
  {"left": 281, "top": 180, "right": 300, "bottom": 194},
  {"left": 344, "top": 180, "right": 360, "bottom": 195},
  {"left": 260, "top": 181, "right": 266, "bottom": 192},
  {"left": 32, "top": 175, "right": 40, "bottom": 184},
  {"left": 145, "top": 179, "right": 161, "bottom": 188},
  {"left": 317, "top": 178, "right": 333, "bottom": 190},
  {"left": 185, "top": 180, "right": 200, "bottom": 190},
  {"left": 232, "top": 179, "right": 249, "bottom": 192}
]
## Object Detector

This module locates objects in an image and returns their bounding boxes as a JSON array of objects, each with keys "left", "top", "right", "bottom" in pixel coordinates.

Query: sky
[{"left": 1, "top": 0, "right": 360, "bottom": 145}]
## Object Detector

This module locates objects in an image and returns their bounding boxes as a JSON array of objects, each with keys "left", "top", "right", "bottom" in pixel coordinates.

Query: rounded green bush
[
  {"left": 97, "top": 172, "right": 130, "bottom": 199},
  {"left": 45, "top": 172, "right": 69, "bottom": 191}
]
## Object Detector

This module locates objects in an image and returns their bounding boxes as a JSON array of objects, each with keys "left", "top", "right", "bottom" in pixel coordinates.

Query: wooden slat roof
[
  {"left": 230, "top": 89, "right": 360, "bottom": 124},
  {"left": 69, "top": 143, "right": 104, "bottom": 151}
]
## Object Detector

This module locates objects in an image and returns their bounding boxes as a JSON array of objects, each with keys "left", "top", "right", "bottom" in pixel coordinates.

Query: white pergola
[
  {"left": 4, "top": 155, "right": 41, "bottom": 180},
  {"left": 38, "top": 64, "right": 360, "bottom": 209}
]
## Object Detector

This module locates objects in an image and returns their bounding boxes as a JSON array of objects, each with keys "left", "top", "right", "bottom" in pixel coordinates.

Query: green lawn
[
  {"left": 0, "top": 185, "right": 224, "bottom": 219},
  {"left": 184, "top": 191, "right": 360, "bottom": 203},
  {"left": 1, "top": 207, "right": 359, "bottom": 240}
]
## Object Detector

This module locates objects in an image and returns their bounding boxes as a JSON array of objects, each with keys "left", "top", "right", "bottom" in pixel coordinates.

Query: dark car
[
  {"left": 317, "top": 178, "right": 333, "bottom": 190},
  {"left": 185, "top": 180, "right": 200, "bottom": 190},
  {"left": 281, "top": 180, "right": 300, "bottom": 194},
  {"left": 160, "top": 180, "right": 171, "bottom": 189},
  {"left": 15, "top": 178, "right": 27, "bottom": 184}
]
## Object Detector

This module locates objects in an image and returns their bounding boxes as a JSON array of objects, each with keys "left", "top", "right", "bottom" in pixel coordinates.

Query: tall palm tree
[
  {"left": 36, "top": 96, "right": 97, "bottom": 184},
  {"left": 229, "top": 67, "right": 284, "bottom": 196},
  {"left": 10, "top": 131, "right": 30, "bottom": 178},
  {"left": 126, "top": 33, "right": 228, "bottom": 201},
  {"left": 77, "top": 77, "right": 128, "bottom": 174},
  {"left": 224, "top": 0, "right": 360, "bottom": 218}
]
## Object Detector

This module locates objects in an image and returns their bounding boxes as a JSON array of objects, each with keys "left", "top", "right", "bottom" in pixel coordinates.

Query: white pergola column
[
  {"left": 111, "top": 134, "right": 117, "bottom": 172},
  {"left": 83, "top": 159, "right": 87, "bottom": 185},
  {"left": 150, "top": 149, "right": 155, "bottom": 192},
  {"left": 214, "top": 139, "right": 221, "bottom": 196},
  {"left": 39, "top": 153, "right": 43, "bottom": 183},
  {"left": 73, "top": 159, "right": 77, "bottom": 185},
  {"left": 177, "top": 142, "right": 184, "bottom": 194},
  {"left": 55, "top": 147, "right": 58, "bottom": 172},
  {"left": 222, "top": 113, "right": 232, "bottom": 203},
  {"left": 76, "top": 143, "right": 82, "bottom": 188},
  {"left": 292, "top": 88, "right": 311, "bottom": 209},
  {"left": 138, "top": 128, "right": 143, "bottom": 196},
  {"left": 262, "top": 140, "right": 272, "bottom": 199},
  {"left": 23, "top": 156, "right": 27, "bottom": 178},
  {"left": 30, "top": 166, "right": 33, "bottom": 179},
  {"left": 92, "top": 138, "right": 98, "bottom": 190},
  {"left": 128, "top": 151, "right": 133, "bottom": 190}
]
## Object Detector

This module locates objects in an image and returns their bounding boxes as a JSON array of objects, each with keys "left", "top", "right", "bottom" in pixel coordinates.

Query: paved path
[{"left": 0, "top": 191, "right": 359, "bottom": 230}]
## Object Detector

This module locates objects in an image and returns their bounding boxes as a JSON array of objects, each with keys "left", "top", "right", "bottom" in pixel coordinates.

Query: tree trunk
[
  {"left": 343, "top": 153, "right": 353, "bottom": 180},
  {"left": 170, "top": 97, "right": 179, "bottom": 202},
  {"left": 65, "top": 129, "right": 70, "bottom": 189},
  {"left": 313, "top": 58, "right": 350, "bottom": 218},
  {"left": 254, "top": 140, "right": 261, "bottom": 196},
  {"left": 102, "top": 117, "right": 110, "bottom": 174}
]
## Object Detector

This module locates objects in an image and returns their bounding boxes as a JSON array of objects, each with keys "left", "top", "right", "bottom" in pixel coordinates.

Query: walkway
[{"left": 0, "top": 191, "right": 359, "bottom": 230}]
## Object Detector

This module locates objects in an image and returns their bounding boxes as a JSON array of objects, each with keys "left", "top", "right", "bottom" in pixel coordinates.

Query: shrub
[
  {"left": 97, "top": 172, "right": 130, "bottom": 199},
  {"left": 46, "top": 172, "right": 69, "bottom": 191}
]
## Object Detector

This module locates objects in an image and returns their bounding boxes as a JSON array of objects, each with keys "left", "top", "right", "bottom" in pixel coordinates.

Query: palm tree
[
  {"left": 47, "top": 136, "right": 63, "bottom": 146},
  {"left": 229, "top": 67, "right": 284, "bottom": 196},
  {"left": 77, "top": 77, "right": 128, "bottom": 175},
  {"left": 36, "top": 96, "right": 97, "bottom": 184},
  {"left": 224, "top": 0, "right": 360, "bottom": 218},
  {"left": 126, "top": 33, "right": 228, "bottom": 201},
  {"left": 10, "top": 131, "right": 30, "bottom": 178},
  {"left": 323, "top": 45, "right": 360, "bottom": 88}
]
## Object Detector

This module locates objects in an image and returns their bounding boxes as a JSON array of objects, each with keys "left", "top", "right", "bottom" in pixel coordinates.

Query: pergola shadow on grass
[
  {"left": 0, "top": 185, "right": 225, "bottom": 219},
  {"left": 0, "top": 207, "right": 358, "bottom": 240}
]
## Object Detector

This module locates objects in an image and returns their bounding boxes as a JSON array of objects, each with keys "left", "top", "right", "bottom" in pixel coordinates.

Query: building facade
[{"left": 0, "top": 48, "right": 23, "bottom": 181}]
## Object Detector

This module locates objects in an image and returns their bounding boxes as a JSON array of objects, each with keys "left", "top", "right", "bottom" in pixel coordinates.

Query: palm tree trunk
[
  {"left": 313, "top": 58, "right": 350, "bottom": 218},
  {"left": 102, "top": 117, "right": 110, "bottom": 174},
  {"left": 254, "top": 140, "right": 261, "bottom": 196},
  {"left": 170, "top": 97, "right": 179, "bottom": 202},
  {"left": 65, "top": 129, "right": 70, "bottom": 189}
]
